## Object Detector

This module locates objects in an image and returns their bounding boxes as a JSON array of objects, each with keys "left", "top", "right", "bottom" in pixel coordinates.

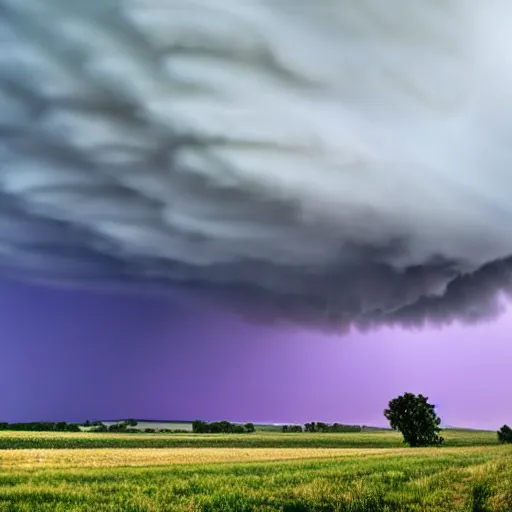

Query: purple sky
[{"left": 1, "top": 278, "right": 510, "bottom": 430}]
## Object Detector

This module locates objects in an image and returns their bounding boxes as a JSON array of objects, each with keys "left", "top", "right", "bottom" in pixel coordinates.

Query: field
[
  {"left": 0, "top": 429, "right": 497, "bottom": 450},
  {"left": 1, "top": 429, "right": 511, "bottom": 511}
]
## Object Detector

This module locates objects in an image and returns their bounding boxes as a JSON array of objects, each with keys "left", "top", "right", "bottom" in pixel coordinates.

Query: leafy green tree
[
  {"left": 244, "top": 423, "right": 255, "bottom": 433},
  {"left": 384, "top": 393, "right": 444, "bottom": 447},
  {"left": 498, "top": 425, "right": 512, "bottom": 443}
]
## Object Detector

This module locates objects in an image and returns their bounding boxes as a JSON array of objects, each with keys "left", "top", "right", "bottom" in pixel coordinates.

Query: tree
[
  {"left": 498, "top": 425, "right": 512, "bottom": 443},
  {"left": 244, "top": 423, "right": 255, "bottom": 433},
  {"left": 192, "top": 420, "right": 207, "bottom": 433},
  {"left": 126, "top": 419, "right": 138, "bottom": 427},
  {"left": 91, "top": 421, "right": 107, "bottom": 432},
  {"left": 384, "top": 393, "right": 444, "bottom": 447}
]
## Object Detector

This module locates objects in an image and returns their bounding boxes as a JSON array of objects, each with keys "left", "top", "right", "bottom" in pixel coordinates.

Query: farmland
[
  {"left": 0, "top": 428, "right": 497, "bottom": 450},
  {"left": 0, "top": 429, "right": 511, "bottom": 511}
]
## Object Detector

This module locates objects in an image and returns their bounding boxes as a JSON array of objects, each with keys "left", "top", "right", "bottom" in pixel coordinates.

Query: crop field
[
  {"left": 0, "top": 430, "right": 511, "bottom": 511},
  {"left": 0, "top": 428, "right": 497, "bottom": 450}
]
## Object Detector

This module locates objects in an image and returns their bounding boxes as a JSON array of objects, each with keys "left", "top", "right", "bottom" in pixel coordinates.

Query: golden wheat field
[{"left": 0, "top": 445, "right": 498, "bottom": 470}]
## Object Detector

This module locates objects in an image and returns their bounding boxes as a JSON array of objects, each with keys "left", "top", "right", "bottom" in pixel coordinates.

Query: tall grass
[
  {"left": 0, "top": 429, "right": 507, "bottom": 511},
  {"left": 0, "top": 446, "right": 511, "bottom": 511}
]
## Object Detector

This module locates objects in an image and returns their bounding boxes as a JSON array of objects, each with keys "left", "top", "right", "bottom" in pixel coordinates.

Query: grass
[
  {"left": 0, "top": 429, "right": 509, "bottom": 511},
  {"left": 1, "top": 446, "right": 512, "bottom": 511},
  {"left": 0, "top": 429, "right": 497, "bottom": 450}
]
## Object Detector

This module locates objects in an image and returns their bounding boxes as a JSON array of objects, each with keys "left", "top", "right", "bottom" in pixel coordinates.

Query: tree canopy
[
  {"left": 498, "top": 425, "right": 512, "bottom": 443},
  {"left": 384, "top": 392, "right": 444, "bottom": 447}
]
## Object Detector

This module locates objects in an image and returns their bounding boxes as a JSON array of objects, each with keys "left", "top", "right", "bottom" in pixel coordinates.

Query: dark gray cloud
[{"left": 1, "top": 0, "right": 512, "bottom": 330}]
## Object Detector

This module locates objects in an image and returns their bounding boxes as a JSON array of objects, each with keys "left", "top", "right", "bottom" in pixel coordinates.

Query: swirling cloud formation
[{"left": 1, "top": 0, "right": 512, "bottom": 329}]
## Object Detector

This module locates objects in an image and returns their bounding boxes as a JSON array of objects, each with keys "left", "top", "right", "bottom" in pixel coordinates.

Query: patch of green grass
[
  {"left": 0, "top": 429, "right": 498, "bottom": 450},
  {"left": 0, "top": 446, "right": 511, "bottom": 511}
]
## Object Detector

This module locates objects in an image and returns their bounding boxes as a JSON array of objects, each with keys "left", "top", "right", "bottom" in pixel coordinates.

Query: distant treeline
[
  {"left": 0, "top": 422, "right": 81, "bottom": 432},
  {"left": 0, "top": 420, "right": 367, "bottom": 434},
  {"left": 86, "top": 420, "right": 189, "bottom": 433},
  {"left": 0, "top": 420, "right": 187, "bottom": 434},
  {"left": 281, "top": 422, "right": 362, "bottom": 433},
  {"left": 192, "top": 421, "right": 255, "bottom": 434}
]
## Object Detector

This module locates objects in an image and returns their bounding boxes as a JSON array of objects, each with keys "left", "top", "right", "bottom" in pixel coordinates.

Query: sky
[
  {"left": 1, "top": 277, "right": 510, "bottom": 430},
  {"left": 1, "top": 3, "right": 512, "bottom": 430}
]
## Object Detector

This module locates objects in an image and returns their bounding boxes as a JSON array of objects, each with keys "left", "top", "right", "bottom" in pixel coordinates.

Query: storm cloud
[{"left": 1, "top": 0, "right": 512, "bottom": 330}]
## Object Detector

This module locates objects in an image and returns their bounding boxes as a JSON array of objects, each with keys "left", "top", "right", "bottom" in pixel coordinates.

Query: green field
[
  {"left": 0, "top": 429, "right": 510, "bottom": 511},
  {"left": 0, "top": 429, "right": 497, "bottom": 450}
]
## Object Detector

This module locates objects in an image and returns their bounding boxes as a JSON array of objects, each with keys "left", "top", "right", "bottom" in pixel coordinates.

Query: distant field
[{"left": 0, "top": 428, "right": 498, "bottom": 450}]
